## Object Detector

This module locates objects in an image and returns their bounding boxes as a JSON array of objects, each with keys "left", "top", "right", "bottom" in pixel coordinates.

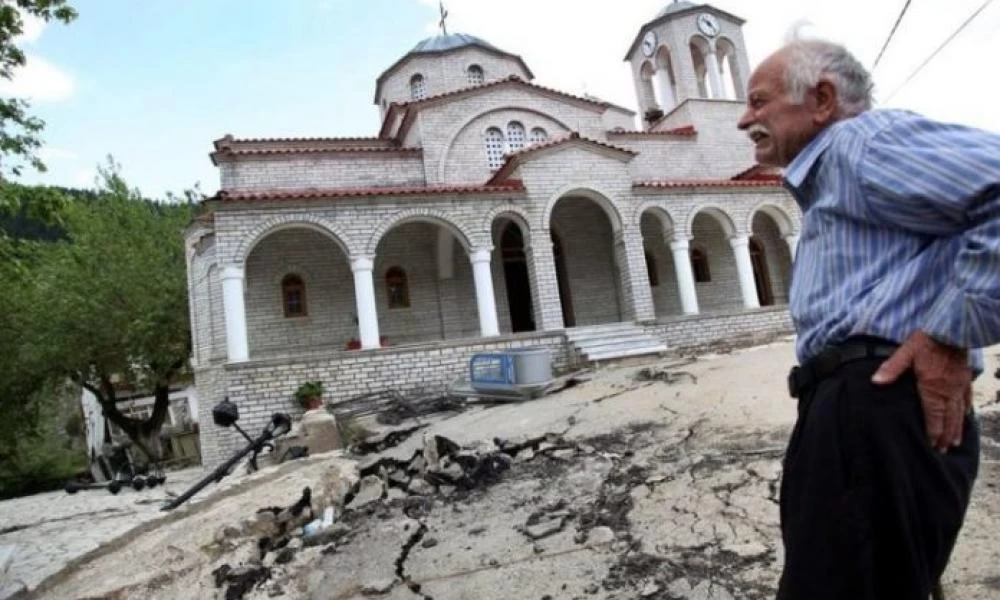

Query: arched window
[
  {"left": 484, "top": 127, "right": 505, "bottom": 169},
  {"left": 645, "top": 252, "right": 659, "bottom": 287},
  {"left": 506, "top": 121, "right": 526, "bottom": 153},
  {"left": 690, "top": 246, "right": 711, "bottom": 282},
  {"left": 467, "top": 64, "right": 484, "bottom": 85},
  {"left": 410, "top": 73, "right": 426, "bottom": 100},
  {"left": 528, "top": 127, "right": 548, "bottom": 145},
  {"left": 282, "top": 274, "right": 307, "bottom": 317},
  {"left": 385, "top": 267, "right": 410, "bottom": 309}
]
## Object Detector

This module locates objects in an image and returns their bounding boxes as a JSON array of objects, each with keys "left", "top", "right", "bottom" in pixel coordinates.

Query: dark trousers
[{"left": 777, "top": 358, "right": 980, "bottom": 600}]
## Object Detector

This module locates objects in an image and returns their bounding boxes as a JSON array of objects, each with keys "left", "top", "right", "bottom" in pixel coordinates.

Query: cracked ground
[{"left": 26, "top": 340, "right": 1000, "bottom": 600}]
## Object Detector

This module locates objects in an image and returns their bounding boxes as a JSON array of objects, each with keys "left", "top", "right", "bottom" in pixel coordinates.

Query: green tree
[
  {"left": 27, "top": 162, "right": 193, "bottom": 460},
  {"left": 0, "top": 0, "right": 77, "bottom": 180}
]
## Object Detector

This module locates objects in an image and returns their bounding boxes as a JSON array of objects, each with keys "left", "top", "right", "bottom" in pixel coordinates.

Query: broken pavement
[{"left": 15, "top": 339, "right": 1000, "bottom": 600}]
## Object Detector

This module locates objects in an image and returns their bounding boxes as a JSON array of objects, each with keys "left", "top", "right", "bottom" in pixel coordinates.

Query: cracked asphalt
[{"left": 20, "top": 339, "right": 1000, "bottom": 600}]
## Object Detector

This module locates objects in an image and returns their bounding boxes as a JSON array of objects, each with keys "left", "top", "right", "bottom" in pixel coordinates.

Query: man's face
[{"left": 737, "top": 52, "right": 825, "bottom": 167}]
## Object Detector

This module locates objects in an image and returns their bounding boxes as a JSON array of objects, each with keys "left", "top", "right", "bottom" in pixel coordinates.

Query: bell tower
[{"left": 624, "top": 2, "right": 751, "bottom": 127}]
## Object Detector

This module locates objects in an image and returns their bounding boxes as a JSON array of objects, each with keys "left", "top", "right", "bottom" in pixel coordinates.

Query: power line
[
  {"left": 872, "top": 0, "right": 913, "bottom": 70},
  {"left": 884, "top": 0, "right": 995, "bottom": 103}
]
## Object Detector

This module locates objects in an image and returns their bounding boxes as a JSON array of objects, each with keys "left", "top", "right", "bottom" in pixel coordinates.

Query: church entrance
[
  {"left": 500, "top": 223, "right": 535, "bottom": 332},
  {"left": 749, "top": 237, "right": 774, "bottom": 306},
  {"left": 552, "top": 231, "right": 575, "bottom": 327}
]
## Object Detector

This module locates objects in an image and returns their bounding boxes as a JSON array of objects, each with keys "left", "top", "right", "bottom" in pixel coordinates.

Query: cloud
[
  {"left": 0, "top": 54, "right": 75, "bottom": 102},
  {"left": 38, "top": 147, "right": 78, "bottom": 161},
  {"left": 72, "top": 167, "right": 96, "bottom": 188},
  {"left": 17, "top": 13, "right": 45, "bottom": 44}
]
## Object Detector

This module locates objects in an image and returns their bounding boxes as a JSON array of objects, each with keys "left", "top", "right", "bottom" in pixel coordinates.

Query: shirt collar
[{"left": 782, "top": 124, "right": 836, "bottom": 190}]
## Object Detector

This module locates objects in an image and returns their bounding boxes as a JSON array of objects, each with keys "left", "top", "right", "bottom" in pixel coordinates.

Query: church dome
[
  {"left": 656, "top": 1, "right": 698, "bottom": 18},
  {"left": 409, "top": 33, "right": 500, "bottom": 54}
]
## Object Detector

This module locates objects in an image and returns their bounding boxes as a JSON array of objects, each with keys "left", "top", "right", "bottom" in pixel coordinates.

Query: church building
[{"left": 186, "top": 2, "right": 800, "bottom": 465}]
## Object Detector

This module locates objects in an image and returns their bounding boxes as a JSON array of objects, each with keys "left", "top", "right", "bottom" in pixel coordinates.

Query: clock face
[
  {"left": 697, "top": 13, "right": 720, "bottom": 37},
  {"left": 641, "top": 30, "right": 657, "bottom": 57}
]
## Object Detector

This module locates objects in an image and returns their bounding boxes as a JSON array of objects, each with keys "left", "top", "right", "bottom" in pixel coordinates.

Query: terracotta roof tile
[
  {"left": 400, "top": 75, "right": 630, "bottom": 111},
  {"left": 731, "top": 163, "right": 783, "bottom": 182},
  {"left": 381, "top": 75, "right": 635, "bottom": 139},
  {"left": 607, "top": 125, "right": 697, "bottom": 137},
  {"left": 210, "top": 146, "right": 421, "bottom": 165},
  {"left": 634, "top": 179, "right": 784, "bottom": 189},
  {"left": 487, "top": 132, "right": 637, "bottom": 185},
  {"left": 215, "top": 182, "right": 525, "bottom": 202}
]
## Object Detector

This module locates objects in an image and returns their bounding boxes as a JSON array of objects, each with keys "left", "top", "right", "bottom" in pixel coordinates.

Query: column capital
[
  {"left": 470, "top": 247, "right": 494, "bottom": 264},
  {"left": 728, "top": 234, "right": 750, "bottom": 249},
  {"left": 220, "top": 265, "right": 245, "bottom": 280},
  {"left": 669, "top": 237, "right": 691, "bottom": 252},
  {"left": 350, "top": 256, "right": 374, "bottom": 271}
]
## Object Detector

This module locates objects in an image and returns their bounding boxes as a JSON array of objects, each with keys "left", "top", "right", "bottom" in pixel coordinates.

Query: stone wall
[
  {"left": 202, "top": 333, "right": 570, "bottom": 463},
  {"left": 647, "top": 306, "right": 794, "bottom": 350},
  {"left": 377, "top": 47, "right": 532, "bottom": 115},
  {"left": 219, "top": 153, "right": 425, "bottom": 191}
]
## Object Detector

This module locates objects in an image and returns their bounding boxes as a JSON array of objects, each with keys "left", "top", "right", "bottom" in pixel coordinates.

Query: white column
[
  {"left": 350, "top": 256, "right": 381, "bottom": 350},
  {"left": 653, "top": 68, "right": 676, "bottom": 113},
  {"left": 669, "top": 238, "right": 699, "bottom": 315},
  {"left": 706, "top": 50, "right": 725, "bottom": 99},
  {"left": 470, "top": 249, "right": 500, "bottom": 337},
  {"left": 220, "top": 266, "right": 249, "bottom": 362},
  {"left": 729, "top": 236, "right": 760, "bottom": 309},
  {"left": 784, "top": 234, "right": 800, "bottom": 261}
]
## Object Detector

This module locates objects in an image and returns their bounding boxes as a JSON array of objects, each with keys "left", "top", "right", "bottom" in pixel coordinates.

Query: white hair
[{"left": 782, "top": 39, "right": 874, "bottom": 117}]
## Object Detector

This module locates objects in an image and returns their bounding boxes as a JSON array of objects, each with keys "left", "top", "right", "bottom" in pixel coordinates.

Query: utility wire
[
  {"left": 872, "top": 0, "right": 913, "bottom": 70},
  {"left": 884, "top": 0, "right": 995, "bottom": 103}
]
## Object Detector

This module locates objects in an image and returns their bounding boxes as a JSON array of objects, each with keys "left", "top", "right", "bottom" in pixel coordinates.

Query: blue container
[{"left": 469, "top": 353, "right": 516, "bottom": 386}]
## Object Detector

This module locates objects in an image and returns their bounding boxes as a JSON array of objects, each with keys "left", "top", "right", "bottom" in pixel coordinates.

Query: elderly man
[{"left": 737, "top": 40, "right": 999, "bottom": 599}]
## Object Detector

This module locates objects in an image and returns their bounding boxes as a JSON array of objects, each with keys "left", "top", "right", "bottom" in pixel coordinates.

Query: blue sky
[{"left": 9, "top": 0, "right": 1000, "bottom": 199}]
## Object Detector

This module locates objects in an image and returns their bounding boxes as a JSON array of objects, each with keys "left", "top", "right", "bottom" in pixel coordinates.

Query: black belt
[{"left": 788, "top": 338, "right": 899, "bottom": 398}]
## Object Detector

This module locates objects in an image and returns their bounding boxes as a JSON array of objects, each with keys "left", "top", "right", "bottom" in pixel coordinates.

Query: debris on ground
[
  {"left": 331, "top": 389, "right": 465, "bottom": 426},
  {"left": 635, "top": 365, "right": 698, "bottom": 385}
]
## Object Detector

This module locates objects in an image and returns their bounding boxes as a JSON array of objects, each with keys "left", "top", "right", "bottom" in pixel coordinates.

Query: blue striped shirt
[{"left": 783, "top": 109, "right": 1000, "bottom": 371}]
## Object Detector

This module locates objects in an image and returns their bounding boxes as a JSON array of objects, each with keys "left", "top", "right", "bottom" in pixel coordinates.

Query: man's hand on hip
[{"left": 871, "top": 331, "right": 971, "bottom": 452}]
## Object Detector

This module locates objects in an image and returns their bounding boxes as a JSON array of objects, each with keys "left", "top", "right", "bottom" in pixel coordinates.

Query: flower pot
[{"left": 302, "top": 396, "right": 323, "bottom": 411}]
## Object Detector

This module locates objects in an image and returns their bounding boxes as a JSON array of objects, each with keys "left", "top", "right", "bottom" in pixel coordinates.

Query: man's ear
[{"left": 813, "top": 78, "right": 839, "bottom": 123}]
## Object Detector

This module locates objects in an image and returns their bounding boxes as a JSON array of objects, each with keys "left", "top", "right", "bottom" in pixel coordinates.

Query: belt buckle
[{"left": 787, "top": 366, "right": 800, "bottom": 398}]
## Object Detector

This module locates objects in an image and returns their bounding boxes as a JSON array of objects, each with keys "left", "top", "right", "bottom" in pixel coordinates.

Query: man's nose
[{"left": 737, "top": 110, "right": 754, "bottom": 131}]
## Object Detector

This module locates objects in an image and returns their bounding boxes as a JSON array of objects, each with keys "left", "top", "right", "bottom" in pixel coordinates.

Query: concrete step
[
  {"left": 565, "top": 322, "right": 668, "bottom": 363},
  {"left": 578, "top": 338, "right": 669, "bottom": 355},
  {"left": 569, "top": 329, "right": 650, "bottom": 345},
  {"left": 586, "top": 345, "right": 668, "bottom": 362}
]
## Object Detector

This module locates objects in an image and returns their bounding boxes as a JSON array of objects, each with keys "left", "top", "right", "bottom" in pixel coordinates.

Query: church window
[
  {"left": 410, "top": 74, "right": 426, "bottom": 100},
  {"left": 506, "top": 121, "right": 526, "bottom": 153},
  {"left": 528, "top": 127, "right": 548, "bottom": 145},
  {"left": 281, "top": 274, "right": 307, "bottom": 317},
  {"left": 484, "top": 127, "right": 505, "bottom": 169},
  {"left": 467, "top": 64, "right": 484, "bottom": 85},
  {"left": 645, "top": 252, "right": 659, "bottom": 287},
  {"left": 690, "top": 246, "right": 711, "bottom": 282},
  {"left": 385, "top": 267, "right": 410, "bottom": 309}
]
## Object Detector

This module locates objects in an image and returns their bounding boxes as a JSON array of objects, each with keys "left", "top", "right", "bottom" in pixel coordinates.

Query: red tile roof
[
  {"left": 213, "top": 134, "right": 388, "bottom": 150},
  {"left": 634, "top": 179, "right": 784, "bottom": 190},
  {"left": 731, "top": 163, "right": 783, "bottom": 182},
  {"left": 487, "top": 132, "right": 637, "bottom": 185},
  {"left": 210, "top": 146, "right": 421, "bottom": 165},
  {"left": 380, "top": 75, "right": 635, "bottom": 139},
  {"left": 214, "top": 182, "right": 526, "bottom": 202},
  {"left": 607, "top": 125, "right": 698, "bottom": 137}
]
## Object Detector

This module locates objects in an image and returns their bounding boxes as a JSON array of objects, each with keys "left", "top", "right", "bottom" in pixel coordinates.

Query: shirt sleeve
[{"left": 857, "top": 114, "right": 1000, "bottom": 349}]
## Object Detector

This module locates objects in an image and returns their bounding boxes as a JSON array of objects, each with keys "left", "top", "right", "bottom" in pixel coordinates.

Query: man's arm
[
  {"left": 858, "top": 113, "right": 1000, "bottom": 349},
  {"left": 856, "top": 113, "right": 999, "bottom": 450}
]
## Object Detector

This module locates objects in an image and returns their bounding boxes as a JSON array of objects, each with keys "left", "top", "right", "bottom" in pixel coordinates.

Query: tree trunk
[{"left": 78, "top": 369, "right": 177, "bottom": 464}]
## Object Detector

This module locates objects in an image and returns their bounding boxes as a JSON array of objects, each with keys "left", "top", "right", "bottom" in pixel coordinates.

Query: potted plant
[{"left": 294, "top": 381, "right": 325, "bottom": 411}]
